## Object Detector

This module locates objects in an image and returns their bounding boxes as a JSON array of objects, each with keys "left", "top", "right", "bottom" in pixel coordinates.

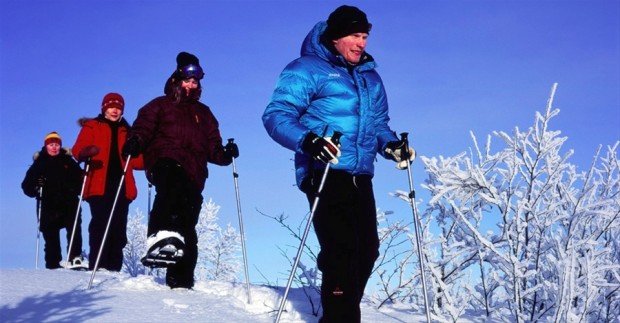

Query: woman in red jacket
[
  {"left": 122, "top": 52, "right": 238, "bottom": 289},
  {"left": 72, "top": 93, "right": 143, "bottom": 271}
]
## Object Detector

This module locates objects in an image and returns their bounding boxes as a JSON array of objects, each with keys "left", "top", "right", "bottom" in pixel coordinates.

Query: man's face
[{"left": 332, "top": 32, "right": 368, "bottom": 64}]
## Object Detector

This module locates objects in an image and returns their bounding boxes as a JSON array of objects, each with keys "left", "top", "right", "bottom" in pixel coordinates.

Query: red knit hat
[
  {"left": 101, "top": 92, "right": 125, "bottom": 113},
  {"left": 44, "top": 131, "right": 62, "bottom": 146}
]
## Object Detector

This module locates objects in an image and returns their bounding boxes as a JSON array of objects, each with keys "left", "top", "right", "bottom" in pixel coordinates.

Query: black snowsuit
[
  {"left": 22, "top": 148, "right": 83, "bottom": 269},
  {"left": 129, "top": 90, "right": 232, "bottom": 288}
]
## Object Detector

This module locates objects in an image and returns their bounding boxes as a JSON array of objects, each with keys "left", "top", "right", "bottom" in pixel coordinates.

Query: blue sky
[{"left": 1, "top": 0, "right": 618, "bottom": 284}]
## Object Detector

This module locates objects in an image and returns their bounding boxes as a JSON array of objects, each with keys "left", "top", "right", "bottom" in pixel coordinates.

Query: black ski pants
[
  {"left": 149, "top": 158, "right": 203, "bottom": 288},
  {"left": 87, "top": 192, "right": 129, "bottom": 271},
  {"left": 304, "top": 169, "right": 380, "bottom": 323},
  {"left": 41, "top": 210, "right": 83, "bottom": 269}
]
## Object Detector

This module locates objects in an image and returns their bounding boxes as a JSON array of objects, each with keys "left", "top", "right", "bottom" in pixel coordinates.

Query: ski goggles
[{"left": 178, "top": 64, "right": 204, "bottom": 80}]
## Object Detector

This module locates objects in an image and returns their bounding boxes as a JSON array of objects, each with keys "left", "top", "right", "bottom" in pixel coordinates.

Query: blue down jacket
[{"left": 263, "top": 21, "right": 398, "bottom": 189}]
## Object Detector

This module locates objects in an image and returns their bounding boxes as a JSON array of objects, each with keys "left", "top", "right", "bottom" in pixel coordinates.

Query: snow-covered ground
[{"left": 0, "top": 269, "right": 421, "bottom": 322}]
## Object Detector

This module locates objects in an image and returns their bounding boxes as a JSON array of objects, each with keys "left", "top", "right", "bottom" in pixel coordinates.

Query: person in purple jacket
[{"left": 122, "top": 52, "right": 239, "bottom": 289}]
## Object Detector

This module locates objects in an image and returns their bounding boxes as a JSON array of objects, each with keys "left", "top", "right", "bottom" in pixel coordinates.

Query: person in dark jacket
[
  {"left": 122, "top": 52, "right": 239, "bottom": 289},
  {"left": 22, "top": 132, "right": 84, "bottom": 269},
  {"left": 72, "top": 93, "right": 144, "bottom": 271},
  {"left": 263, "top": 6, "right": 415, "bottom": 322}
]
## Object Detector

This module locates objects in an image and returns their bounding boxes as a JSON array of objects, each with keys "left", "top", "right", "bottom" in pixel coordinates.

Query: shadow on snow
[{"left": 0, "top": 287, "right": 112, "bottom": 322}]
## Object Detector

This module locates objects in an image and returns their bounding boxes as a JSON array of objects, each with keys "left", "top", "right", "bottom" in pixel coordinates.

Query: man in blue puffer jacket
[{"left": 263, "top": 5, "right": 415, "bottom": 322}]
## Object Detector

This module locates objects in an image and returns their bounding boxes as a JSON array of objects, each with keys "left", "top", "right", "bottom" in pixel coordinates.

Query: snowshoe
[
  {"left": 141, "top": 231, "right": 185, "bottom": 268},
  {"left": 66, "top": 256, "right": 88, "bottom": 271}
]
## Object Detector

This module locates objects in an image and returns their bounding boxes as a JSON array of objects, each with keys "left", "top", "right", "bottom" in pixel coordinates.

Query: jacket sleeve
[
  {"left": 130, "top": 154, "right": 145, "bottom": 170},
  {"left": 130, "top": 99, "right": 161, "bottom": 150},
  {"left": 72, "top": 121, "right": 96, "bottom": 161},
  {"left": 372, "top": 77, "right": 399, "bottom": 160},
  {"left": 262, "top": 61, "right": 315, "bottom": 154},
  {"left": 21, "top": 160, "right": 42, "bottom": 198},
  {"left": 203, "top": 109, "right": 232, "bottom": 166}
]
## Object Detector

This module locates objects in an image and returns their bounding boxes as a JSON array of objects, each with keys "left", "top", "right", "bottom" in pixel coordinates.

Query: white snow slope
[{"left": 0, "top": 269, "right": 419, "bottom": 322}]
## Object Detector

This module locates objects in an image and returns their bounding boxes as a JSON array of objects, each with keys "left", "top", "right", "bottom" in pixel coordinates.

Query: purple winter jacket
[{"left": 130, "top": 95, "right": 231, "bottom": 192}]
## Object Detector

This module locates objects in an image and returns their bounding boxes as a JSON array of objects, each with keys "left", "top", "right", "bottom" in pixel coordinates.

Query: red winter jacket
[
  {"left": 130, "top": 96, "right": 231, "bottom": 192},
  {"left": 72, "top": 116, "right": 144, "bottom": 200}
]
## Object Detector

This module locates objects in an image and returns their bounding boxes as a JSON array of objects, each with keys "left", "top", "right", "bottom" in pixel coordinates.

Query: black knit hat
[
  {"left": 177, "top": 52, "right": 199, "bottom": 68},
  {"left": 323, "top": 5, "right": 371, "bottom": 40}
]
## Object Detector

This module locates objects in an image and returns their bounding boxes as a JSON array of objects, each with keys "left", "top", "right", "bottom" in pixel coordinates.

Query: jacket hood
[
  {"left": 300, "top": 22, "right": 335, "bottom": 62},
  {"left": 300, "top": 21, "right": 376, "bottom": 69}
]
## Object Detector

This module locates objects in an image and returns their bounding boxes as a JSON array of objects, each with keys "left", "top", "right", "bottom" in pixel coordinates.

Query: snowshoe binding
[{"left": 141, "top": 231, "right": 186, "bottom": 268}]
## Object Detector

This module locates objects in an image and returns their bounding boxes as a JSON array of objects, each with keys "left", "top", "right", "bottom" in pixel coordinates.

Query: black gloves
[
  {"left": 301, "top": 132, "right": 341, "bottom": 164},
  {"left": 224, "top": 141, "right": 239, "bottom": 159},
  {"left": 77, "top": 145, "right": 99, "bottom": 162},
  {"left": 36, "top": 176, "right": 46, "bottom": 188},
  {"left": 122, "top": 136, "right": 141, "bottom": 157},
  {"left": 385, "top": 140, "right": 416, "bottom": 169}
]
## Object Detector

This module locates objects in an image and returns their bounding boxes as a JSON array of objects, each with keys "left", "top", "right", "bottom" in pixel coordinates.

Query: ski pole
[
  {"left": 35, "top": 186, "right": 43, "bottom": 269},
  {"left": 147, "top": 182, "right": 153, "bottom": 218},
  {"left": 146, "top": 181, "right": 153, "bottom": 276},
  {"left": 275, "top": 132, "right": 342, "bottom": 323},
  {"left": 65, "top": 161, "right": 90, "bottom": 267},
  {"left": 228, "top": 138, "right": 252, "bottom": 304},
  {"left": 400, "top": 132, "right": 431, "bottom": 323},
  {"left": 88, "top": 156, "right": 131, "bottom": 289}
]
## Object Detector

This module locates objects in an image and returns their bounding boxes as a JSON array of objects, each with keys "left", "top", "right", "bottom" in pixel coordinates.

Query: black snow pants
[
  {"left": 149, "top": 158, "right": 203, "bottom": 289},
  {"left": 304, "top": 169, "right": 380, "bottom": 323},
  {"left": 87, "top": 191, "right": 129, "bottom": 271},
  {"left": 40, "top": 207, "right": 83, "bottom": 269}
]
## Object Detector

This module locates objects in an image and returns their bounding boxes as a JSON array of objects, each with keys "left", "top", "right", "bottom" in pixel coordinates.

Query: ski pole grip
[
  {"left": 331, "top": 131, "right": 343, "bottom": 146},
  {"left": 400, "top": 132, "right": 409, "bottom": 146},
  {"left": 400, "top": 132, "right": 411, "bottom": 160},
  {"left": 227, "top": 138, "right": 235, "bottom": 144}
]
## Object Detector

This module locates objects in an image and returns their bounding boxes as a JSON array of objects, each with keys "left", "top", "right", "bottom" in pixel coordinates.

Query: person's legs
[
  {"left": 64, "top": 207, "right": 83, "bottom": 260},
  {"left": 149, "top": 158, "right": 201, "bottom": 288},
  {"left": 166, "top": 183, "right": 202, "bottom": 289},
  {"left": 148, "top": 159, "right": 187, "bottom": 236},
  {"left": 353, "top": 176, "right": 380, "bottom": 303},
  {"left": 308, "top": 170, "right": 362, "bottom": 322},
  {"left": 42, "top": 226, "right": 62, "bottom": 269},
  {"left": 106, "top": 198, "right": 129, "bottom": 271},
  {"left": 87, "top": 196, "right": 114, "bottom": 270}
]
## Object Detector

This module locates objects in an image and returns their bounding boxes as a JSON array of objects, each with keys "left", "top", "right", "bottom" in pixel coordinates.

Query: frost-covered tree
[
  {"left": 419, "top": 84, "right": 620, "bottom": 321},
  {"left": 195, "top": 199, "right": 242, "bottom": 282},
  {"left": 122, "top": 208, "right": 148, "bottom": 277},
  {"left": 260, "top": 210, "right": 322, "bottom": 315},
  {"left": 370, "top": 209, "right": 420, "bottom": 308}
]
